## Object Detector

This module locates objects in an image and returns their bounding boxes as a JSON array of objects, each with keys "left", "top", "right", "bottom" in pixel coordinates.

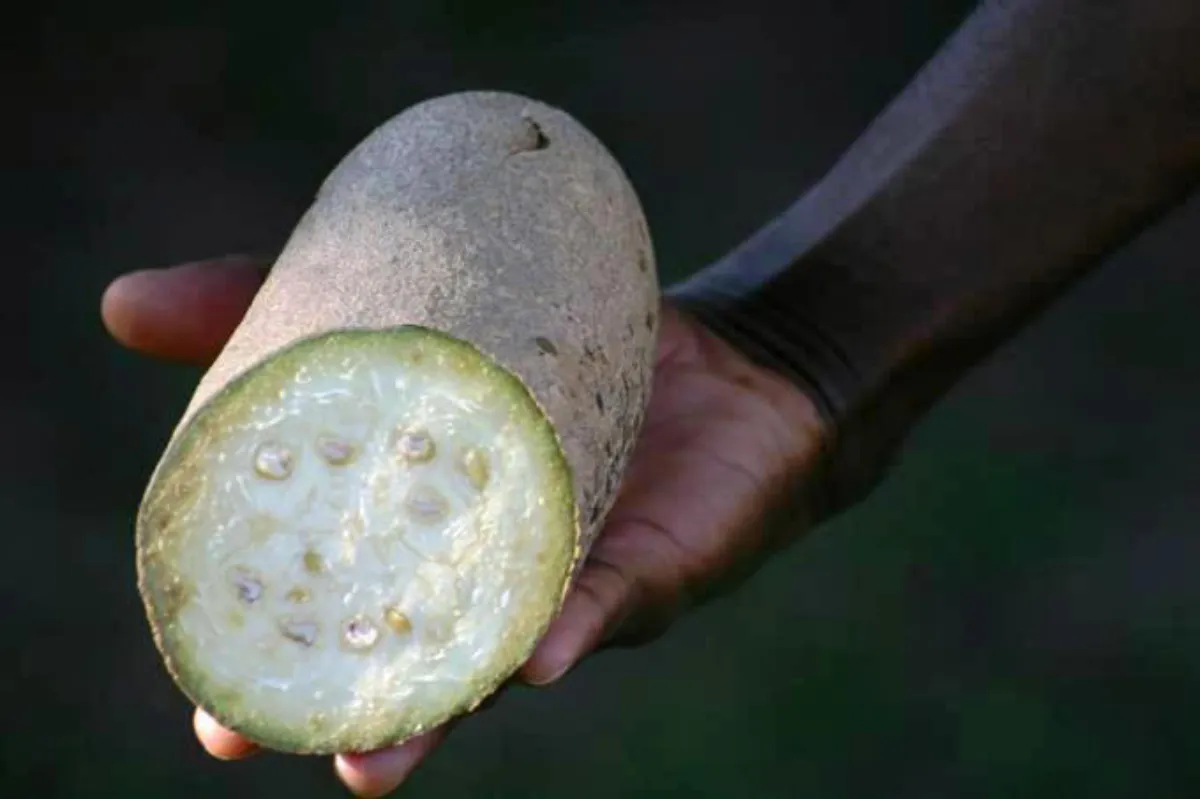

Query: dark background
[{"left": 8, "top": 1, "right": 1200, "bottom": 796}]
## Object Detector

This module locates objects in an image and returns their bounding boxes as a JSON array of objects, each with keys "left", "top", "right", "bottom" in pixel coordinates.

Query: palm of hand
[
  {"left": 542, "top": 305, "right": 825, "bottom": 663},
  {"left": 102, "top": 258, "right": 826, "bottom": 797}
]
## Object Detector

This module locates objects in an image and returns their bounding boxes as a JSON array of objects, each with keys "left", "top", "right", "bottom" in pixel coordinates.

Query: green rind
[{"left": 136, "top": 325, "right": 578, "bottom": 755}]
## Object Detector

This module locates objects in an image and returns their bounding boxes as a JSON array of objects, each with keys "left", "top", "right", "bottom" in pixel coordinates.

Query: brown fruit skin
[
  {"left": 136, "top": 91, "right": 659, "bottom": 752},
  {"left": 174, "top": 90, "right": 658, "bottom": 561}
]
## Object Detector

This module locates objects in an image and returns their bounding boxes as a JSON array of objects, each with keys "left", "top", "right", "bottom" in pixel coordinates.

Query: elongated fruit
[{"left": 136, "top": 91, "right": 659, "bottom": 755}]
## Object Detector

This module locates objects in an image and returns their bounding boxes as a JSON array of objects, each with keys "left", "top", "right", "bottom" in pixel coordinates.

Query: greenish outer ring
[{"left": 135, "top": 324, "right": 579, "bottom": 755}]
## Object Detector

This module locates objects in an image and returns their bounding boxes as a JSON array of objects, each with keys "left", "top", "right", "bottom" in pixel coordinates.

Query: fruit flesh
[{"left": 138, "top": 328, "right": 575, "bottom": 754}]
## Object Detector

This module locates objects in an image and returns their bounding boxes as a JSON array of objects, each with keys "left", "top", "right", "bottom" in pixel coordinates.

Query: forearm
[{"left": 670, "top": 0, "right": 1200, "bottom": 513}]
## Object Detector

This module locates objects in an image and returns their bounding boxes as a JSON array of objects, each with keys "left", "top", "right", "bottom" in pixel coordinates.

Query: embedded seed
[
  {"left": 231, "top": 567, "right": 263, "bottom": 604},
  {"left": 253, "top": 442, "right": 295, "bottom": 480},
  {"left": 459, "top": 447, "right": 491, "bottom": 491},
  {"left": 279, "top": 617, "right": 319, "bottom": 647},
  {"left": 384, "top": 606, "right": 412, "bottom": 635},
  {"left": 303, "top": 550, "right": 327, "bottom": 575},
  {"left": 405, "top": 485, "right": 449, "bottom": 524},
  {"left": 285, "top": 587, "right": 310, "bottom": 603},
  {"left": 395, "top": 428, "right": 436, "bottom": 463},
  {"left": 316, "top": 434, "right": 357, "bottom": 466},
  {"left": 343, "top": 616, "right": 380, "bottom": 651}
]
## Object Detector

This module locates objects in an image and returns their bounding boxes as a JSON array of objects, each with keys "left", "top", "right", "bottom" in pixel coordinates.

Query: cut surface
[{"left": 138, "top": 328, "right": 576, "bottom": 754}]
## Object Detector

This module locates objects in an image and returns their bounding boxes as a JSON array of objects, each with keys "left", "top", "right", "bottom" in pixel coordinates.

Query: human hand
[{"left": 102, "top": 253, "right": 830, "bottom": 796}]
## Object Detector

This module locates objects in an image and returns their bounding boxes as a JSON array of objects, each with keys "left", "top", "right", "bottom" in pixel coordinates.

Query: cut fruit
[
  {"left": 139, "top": 329, "right": 576, "bottom": 754},
  {"left": 135, "top": 90, "right": 658, "bottom": 756}
]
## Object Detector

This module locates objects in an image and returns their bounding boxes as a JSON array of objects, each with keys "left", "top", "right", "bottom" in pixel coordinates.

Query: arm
[{"left": 670, "top": 0, "right": 1200, "bottom": 514}]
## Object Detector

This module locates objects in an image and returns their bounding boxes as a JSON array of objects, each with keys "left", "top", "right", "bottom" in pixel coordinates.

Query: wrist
[{"left": 667, "top": 298, "right": 904, "bottom": 525}]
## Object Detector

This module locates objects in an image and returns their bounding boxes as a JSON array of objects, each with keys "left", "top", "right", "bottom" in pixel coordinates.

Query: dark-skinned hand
[{"left": 101, "top": 254, "right": 828, "bottom": 797}]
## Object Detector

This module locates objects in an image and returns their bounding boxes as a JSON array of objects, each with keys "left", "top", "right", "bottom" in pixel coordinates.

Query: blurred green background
[{"left": 8, "top": 1, "right": 1200, "bottom": 796}]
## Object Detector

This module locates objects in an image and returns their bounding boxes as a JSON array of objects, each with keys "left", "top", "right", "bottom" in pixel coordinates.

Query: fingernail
[
  {"left": 524, "top": 662, "right": 571, "bottom": 687},
  {"left": 522, "top": 634, "right": 577, "bottom": 686},
  {"left": 335, "top": 736, "right": 430, "bottom": 798}
]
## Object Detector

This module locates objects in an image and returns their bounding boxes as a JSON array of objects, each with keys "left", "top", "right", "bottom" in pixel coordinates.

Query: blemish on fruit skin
[{"left": 534, "top": 337, "right": 558, "bottom": 356}]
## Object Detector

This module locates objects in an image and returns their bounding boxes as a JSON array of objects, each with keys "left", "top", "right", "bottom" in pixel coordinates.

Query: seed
[
  {"left": 302, "top": 550, "right": 327, "bottom": 575},
  {"left": 231, "top": 567, "right": 263, "bottom": 604},
  {"left": 343, "top": 616, "right": 380, "bottom": 651},
  {"left": 405, "top": 485, "right": 449, "bottom": 524},
  {"left": 459, "top": 447, "right": 491, "bottom": 491},
  {"left": 279, "top": 617, "right": 319, "bottom": 647},
  {"left": 395, "top": 428, "right": 436, "bottom": 463},
  {"left": 253, "top": 442, "right": 295, "bottom": 480},
  {"left": 316, "top": 434, "right": 357, "bottom": 466},
  {"left": 285, "top": 587, "right": 310, "bottom": 603},
  {"left": 384, "top": 606, "right": 412, "bottom": 635}
]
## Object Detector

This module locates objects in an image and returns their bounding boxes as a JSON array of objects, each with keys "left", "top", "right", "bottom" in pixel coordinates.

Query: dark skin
[{"left": 100, "top": 254, "right": 826, "bottom": 797}]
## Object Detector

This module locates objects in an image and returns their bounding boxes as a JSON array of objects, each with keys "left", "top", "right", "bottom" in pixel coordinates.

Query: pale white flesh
[{"left": 139, "top": 331, "right": 575, "bottom": 753}]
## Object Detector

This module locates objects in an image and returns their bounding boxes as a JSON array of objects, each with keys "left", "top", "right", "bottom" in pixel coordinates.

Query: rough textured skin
[{"left": 164, "top": 90, "right": 657, "bottom": 605}]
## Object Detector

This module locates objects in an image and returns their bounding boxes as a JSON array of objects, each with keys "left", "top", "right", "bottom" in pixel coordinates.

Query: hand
[{"left": 102, "top": 254, "right": 830, "bottom": 796}]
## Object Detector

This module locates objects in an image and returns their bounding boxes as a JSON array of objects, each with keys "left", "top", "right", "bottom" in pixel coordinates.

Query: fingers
[
  {"left": 521, "top": 555, "right": 636, "bottom": 685},
  {"left": 521, "top": 511, "right": 693, "bottom": 684},
  {"left": 193, "top": 708, "right": 260, "bottom": 761},
  {"left": 193, "top": 705, "right": 448, "bottom": 797},
  {"left": 334, "top": 728, "right": 448, "bottom": 798},
  {"left": 101, "top": 254, "right": 269, "bottom": 365}
]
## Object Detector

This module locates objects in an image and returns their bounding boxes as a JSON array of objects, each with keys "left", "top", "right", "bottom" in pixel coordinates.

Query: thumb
[{"left": 101, "top": 254, "right": 270, "bottom": 365}]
